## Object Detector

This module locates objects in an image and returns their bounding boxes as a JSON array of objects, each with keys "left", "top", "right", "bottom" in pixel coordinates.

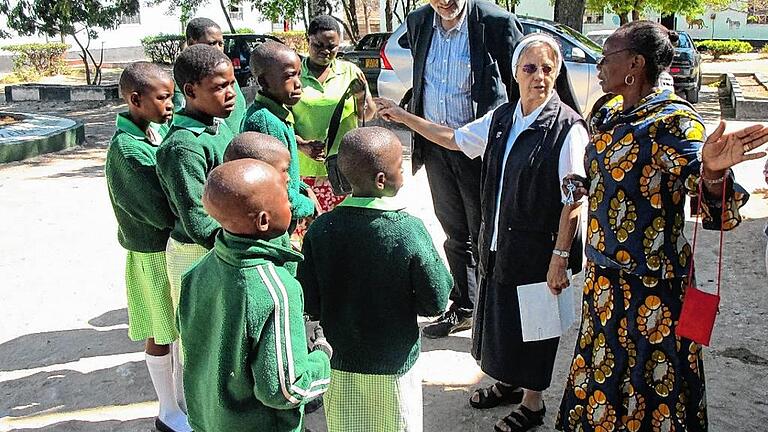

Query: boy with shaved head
[
  {"left": 297, "top": 127, "right": 452, "bottom": 431},
  {"left": 178, "top": 159, "right": 331, "bottom": 432},
  {"left": 241, "top": 41, "right": 317, "bottom": 230}
]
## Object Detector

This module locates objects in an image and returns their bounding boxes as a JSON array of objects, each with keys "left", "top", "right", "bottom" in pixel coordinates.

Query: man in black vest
[{"left": 405, "top": 0, "right": 523, "bottom": 338}]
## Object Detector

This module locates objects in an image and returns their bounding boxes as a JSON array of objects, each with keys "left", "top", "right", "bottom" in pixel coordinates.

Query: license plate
[{"left": 364, "top": 58, "right": 380, "bottom": 68}]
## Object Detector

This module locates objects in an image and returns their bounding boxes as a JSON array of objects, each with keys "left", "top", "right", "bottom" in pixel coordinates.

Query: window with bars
[
  {"left": 584, "top": 10, "right": 604, "bottom": 24},
  {"left": 121, "top": 10, "right": 141, "bottom": 25},
  {"left": 228, "top": 3, "right": 243, "bottom": 21}
]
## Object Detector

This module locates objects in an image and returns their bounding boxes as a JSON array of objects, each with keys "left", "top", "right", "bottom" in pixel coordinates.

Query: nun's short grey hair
[{"left": 511, "top": 34, "right": 562, "bottom": 81}]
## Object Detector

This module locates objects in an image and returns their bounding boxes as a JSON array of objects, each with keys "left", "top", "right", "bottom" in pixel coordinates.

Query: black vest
[{"left": 478, "top": 93, "right": 585, "bottom": 282}]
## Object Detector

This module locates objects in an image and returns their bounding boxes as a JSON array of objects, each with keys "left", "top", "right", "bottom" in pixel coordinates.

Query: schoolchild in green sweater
[
  {"left": 224, "top": 132, "right": 301, "bottom": 274},
  {"left": 105, "top": 62, "right": 191, "bottom": 432},
  {"left": 172, "top": 17, "right": 247, "bottom": 133},
  {"left": 156, "top": 43, "right": 237, "bottom": 410},
  {"left": 178, "top": 159, "right": 331, "bottom": 432},
  {"left": 297, "top": 127, "right": 453, "bottom": 432},
  {"left": 240, "top": 41, "right": 318, "bottom": 226}
]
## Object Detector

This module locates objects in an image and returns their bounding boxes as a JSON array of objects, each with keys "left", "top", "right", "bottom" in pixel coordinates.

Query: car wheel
[{"left": 686, "top": 88, "right": 699, "bottom": 104}]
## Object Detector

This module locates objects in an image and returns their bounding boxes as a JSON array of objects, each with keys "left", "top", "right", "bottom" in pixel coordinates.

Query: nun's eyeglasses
[{"left": 520, "top": 64, "right": 554, "bottom": 75}]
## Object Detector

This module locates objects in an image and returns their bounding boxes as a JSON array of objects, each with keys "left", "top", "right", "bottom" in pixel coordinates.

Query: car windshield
[
  {"left": 553, "top": 23, "right": 603, "bottom": 54},
  {"left": 675, "top": 34, "right": 692, "bottom": 48}
]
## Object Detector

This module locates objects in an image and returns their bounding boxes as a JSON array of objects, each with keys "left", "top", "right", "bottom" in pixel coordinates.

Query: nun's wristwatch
[{"left": 552, "top": 249, "right": 570, "bottom": 258}]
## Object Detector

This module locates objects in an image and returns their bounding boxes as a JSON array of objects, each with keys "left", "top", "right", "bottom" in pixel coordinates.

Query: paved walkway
[{"left": 1, "top": 86, "right": 768, "bottom": 431}]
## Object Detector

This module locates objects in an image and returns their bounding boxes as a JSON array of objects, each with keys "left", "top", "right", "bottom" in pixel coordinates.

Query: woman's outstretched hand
[
  {"left": 702, "top": 120, "right": 768, "bottom": 173},
  {"left": 374, "top": 97, "right": 407, "bottom": 123}
]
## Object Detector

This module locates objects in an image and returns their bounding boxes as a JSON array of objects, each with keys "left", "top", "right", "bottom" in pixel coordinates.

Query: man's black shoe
[{"left": 422, "top": 309, "right": 472, "bottom": 339}]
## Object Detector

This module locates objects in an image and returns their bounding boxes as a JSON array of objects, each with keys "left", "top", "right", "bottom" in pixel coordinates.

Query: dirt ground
[{"left": 1, "top": 85, "right": 767, "bottom": 432}]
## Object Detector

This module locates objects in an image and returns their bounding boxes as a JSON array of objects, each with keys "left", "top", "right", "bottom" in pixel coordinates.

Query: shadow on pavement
[
  {"left": 88, "top": 309, "right": 129, "bottom": 328},
  {"left": 11, "top": 418, "right": 154, "bottom": 431},
  {"left": 0, "top": 328, "right": 141, "bottom": 372},
  {"left": 1, "top": 361, "right": 155, "bottom": 418}
]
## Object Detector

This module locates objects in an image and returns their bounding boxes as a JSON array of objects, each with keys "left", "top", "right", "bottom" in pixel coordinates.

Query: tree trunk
[
  {"left": 632, "top": 9, "right": 640, "bottom": 21},
  {"left": 553, "top": 0, "right": 585, "bottom": 32},
  {"left": 619, "top": 12, "right": 629, "bottom": 25},
  {"left": 362, "top": 0, "right": 370, "bottom": 34},
  {"left": 385, "top": 0, "right": 393, "bottom": 31},
  {"left": 342, "top": 0, "right": 359, "bottom": 41},
  {"left": 218, "top": 0, "right": 236, "bottom": 33}
]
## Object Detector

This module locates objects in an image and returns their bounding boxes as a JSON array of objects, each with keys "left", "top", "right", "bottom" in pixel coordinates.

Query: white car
[{"left": 378, "top": 17, "right": 605, "bottom": 117}]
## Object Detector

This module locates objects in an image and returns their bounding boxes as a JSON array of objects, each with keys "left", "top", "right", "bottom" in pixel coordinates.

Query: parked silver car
[{"left": 378, "top": 17, "right": 605, "bottom": 116}]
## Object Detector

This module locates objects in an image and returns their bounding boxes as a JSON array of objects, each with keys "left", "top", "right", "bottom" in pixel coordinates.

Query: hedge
[
  {"left": 3, "top": 43, "right": 69, "bottom": 80},
  {"left": 271, "top": 31, "right": 308, "bottom": 54},
  {"left": 695, "top": 40, "right": 752, "bottom": 60},
  {"left": 142, "top": 34, "right": 185, "bottom": 65}
]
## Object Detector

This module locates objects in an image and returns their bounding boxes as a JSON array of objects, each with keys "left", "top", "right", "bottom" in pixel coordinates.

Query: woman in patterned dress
[{"left": 554, "top": 21, "right": 768, "bottom": 431}]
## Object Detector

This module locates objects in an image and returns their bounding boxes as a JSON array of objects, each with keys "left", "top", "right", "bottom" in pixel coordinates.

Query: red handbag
[{"left": 676, "top": 178, "right": 727, "bottom": 346}]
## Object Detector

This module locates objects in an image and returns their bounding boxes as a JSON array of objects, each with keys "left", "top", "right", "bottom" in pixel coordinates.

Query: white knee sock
[
  {"left": 172, "top": 341, "right": 187, "bottom": 413},
  {"left": 145, "top": 352, "right": 192, "bottom": 432}
]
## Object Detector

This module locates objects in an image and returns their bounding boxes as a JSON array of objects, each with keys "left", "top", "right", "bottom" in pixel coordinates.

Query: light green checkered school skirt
[
  {"left": 324, "top": 367, "right": 423, "bottom": 432},
  {"left": 165, "top": 237, "right": 208, "bottom": 311},
  {"left": 125, "top": 250, "right": 177, "bottom": 345}
]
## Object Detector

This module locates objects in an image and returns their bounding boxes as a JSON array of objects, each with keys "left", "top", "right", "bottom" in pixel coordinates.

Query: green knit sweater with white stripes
[{"left": 178, "top": 230, "right": 330, "bottom": 432}]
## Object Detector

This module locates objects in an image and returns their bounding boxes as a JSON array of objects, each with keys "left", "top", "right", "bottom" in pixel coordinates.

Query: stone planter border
[
  {"left": 724, "top": 73, "right": 768, "bottom": 121},
  {"left": 0, "top": 112, "right": 85, "bottom": 163},
  {"left": 4, "top": 83, "right": 120, "bottom": 102}
]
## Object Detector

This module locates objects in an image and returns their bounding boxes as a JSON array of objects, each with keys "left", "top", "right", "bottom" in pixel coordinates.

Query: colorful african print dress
[{"left": 556, "top": 90, "right": 749, "bottom": 432}]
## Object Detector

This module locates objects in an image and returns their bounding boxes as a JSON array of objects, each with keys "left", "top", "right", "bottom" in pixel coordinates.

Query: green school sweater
[
  {"left": 241, "top": 93, "right": 315, "bottom": 220},
  {"left": 179, "top": 231, "right": 331, "bottom": 432},
  {"left": 156, "top": 112, "right": 234, "bottom": 249},
  {"left": 173, "top": 79, "right": 247, "bottom": 134},
  {"left": 297, "top": 197, "right": 453, "bottom": 375},
  {"left": 105, "top": 113, "right": 175, "bottom": 252}
]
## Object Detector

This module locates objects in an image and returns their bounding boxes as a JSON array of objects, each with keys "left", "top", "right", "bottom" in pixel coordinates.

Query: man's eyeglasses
[
  {"left": 521, "top": 63, "right": 554, "bottom": 75},
  {"left": 597, "top": 48, "right": 631, "bottom": 66}
]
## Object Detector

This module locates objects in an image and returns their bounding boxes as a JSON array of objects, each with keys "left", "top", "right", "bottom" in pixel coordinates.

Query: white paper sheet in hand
[{"left": 517, "top": 271, "right": 576, "bottom": 342}]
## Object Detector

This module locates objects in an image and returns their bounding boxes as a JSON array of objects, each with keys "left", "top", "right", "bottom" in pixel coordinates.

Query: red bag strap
[{"left": 687, "top": 174, "right": 728, "bottom": 296}]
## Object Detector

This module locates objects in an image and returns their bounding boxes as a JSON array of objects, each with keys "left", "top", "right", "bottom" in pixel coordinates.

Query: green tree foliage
[
  {"left": 6, "top": 0, "right": 139, "bottom": 85},
  {"left": 141, "top": 34, "right": 185, "bottom": 64},
  {"left": 586, "top": 0, "right": 736, "bottom": 23},
  {"left": 4, "top": 43, "right": 69, "bottom": 80},
  {"left": 249, "top": 0, "right": 305, "bottom": 23}
]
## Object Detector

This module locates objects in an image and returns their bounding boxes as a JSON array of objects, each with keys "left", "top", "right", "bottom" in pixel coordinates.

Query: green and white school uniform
[
  {"left": 156, "top": 112, "right": 234, "bottom": 310},
  {"left": 298, "top": 196, "right": 453, "bottom": 432},
  {"left": 105, "top": 113, "right": 177, "bottom": 344},
  {"left": 178, "top": 231, "right": 331, "bottom": 432}
]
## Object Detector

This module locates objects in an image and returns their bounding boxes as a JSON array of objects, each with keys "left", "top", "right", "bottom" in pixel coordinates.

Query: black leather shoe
[{"left": 422, "top": 309, "right": 472, "bottom": 339}]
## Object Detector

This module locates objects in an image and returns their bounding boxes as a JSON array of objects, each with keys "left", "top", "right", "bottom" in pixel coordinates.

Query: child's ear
[
  {"left": 375, "top": 172, "right": 387, "bottom": 190},
  {"left": 256, "top": 74, "right": 268, "bottom": 91},
  {"left": 129, "top": 92, "right": 141, "bottom": 108},
  {"left": 253, "top": 210, "right": 270, "bottom": 232},
  {"left": 183, "top": 82, "right": 196, "bottom": 99}
]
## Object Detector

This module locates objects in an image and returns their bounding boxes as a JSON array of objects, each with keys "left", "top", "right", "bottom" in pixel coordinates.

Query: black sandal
[
  {"left": 493, "top": 403, "right": 546, "bottom": 432},
  {"left": 469, "top": 382, "right": 523, "bottom": 409}
]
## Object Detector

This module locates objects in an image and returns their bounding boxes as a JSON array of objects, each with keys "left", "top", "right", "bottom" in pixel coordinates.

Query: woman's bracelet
[{"left": 700, "top": 166, "right": 730, "bottom": 185}]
